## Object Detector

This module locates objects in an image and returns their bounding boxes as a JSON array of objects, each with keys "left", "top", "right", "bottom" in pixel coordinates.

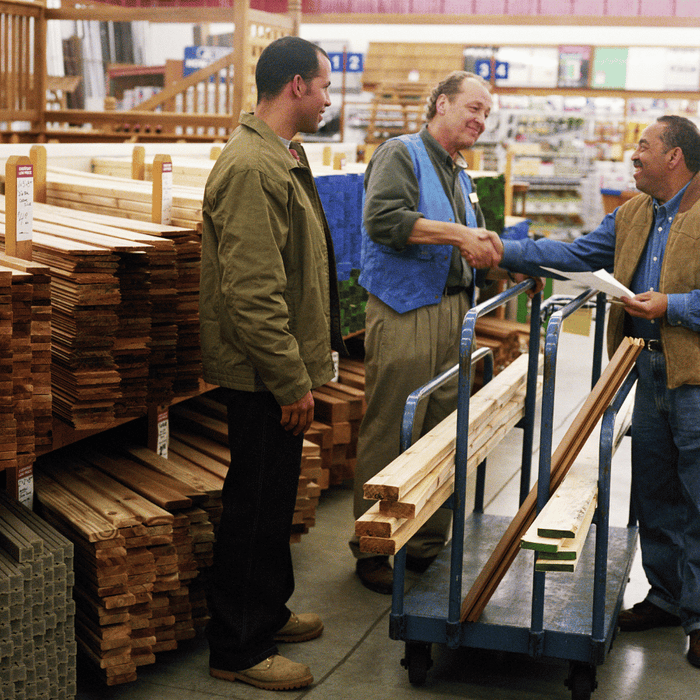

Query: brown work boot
[
  {"left": 210, "top": 654, "right": 313, "bottom": 690},
  {"left": 688, "top": 630, "right": 700, "bottom": 668},
  {"left": 618, "top": 600, "right": 681, "bottom": 631},
  {"left": 356, "top": 556, "right": 393, "bottom": 594},
  {"left": 273, "top": 612, "right": 323, "bottom": 643}
]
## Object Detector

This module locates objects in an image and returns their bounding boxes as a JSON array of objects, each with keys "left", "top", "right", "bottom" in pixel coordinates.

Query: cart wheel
[
  {"left": 565, "top": 662, "right": 597, "bottom": 700},
  {"left": 401, "top": 642, "right": 432, "bottom": 686}
]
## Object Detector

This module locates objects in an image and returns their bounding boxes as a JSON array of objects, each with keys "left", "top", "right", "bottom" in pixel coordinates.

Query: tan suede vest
[{"left": 608, "top": 175, "right": 700, "bottom": 388}]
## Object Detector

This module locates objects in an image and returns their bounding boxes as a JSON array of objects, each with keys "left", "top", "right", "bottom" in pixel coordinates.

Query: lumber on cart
[
  {"left": 0, "top": 489, "right": 76, "bottom": 700},
  {"left": 521, "top": 385, "right": 635, "bottom": 573},
  {"left": 33, "top": 441, "right": 222, "bottom": 686},
  {"left": 357, "top": 353, "right": 542, "bottom": 556},
  {"left": 0, "top": 255, "right": 52, "bottom": 476},
  {"left": 460, "top": 337, "right": 643, "bottom": 624}
]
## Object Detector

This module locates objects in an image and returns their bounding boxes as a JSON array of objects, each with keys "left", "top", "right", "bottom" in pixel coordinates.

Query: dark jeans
[
  {"left": 206, "top": 388, "right": 303, "bottom": 670},
  {"left": 632, "top": 349, "right": 700, "bottom": 633}
]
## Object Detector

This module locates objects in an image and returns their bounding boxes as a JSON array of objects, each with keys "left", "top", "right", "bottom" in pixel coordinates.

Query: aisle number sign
[
  {"left": 474, "top": 59, "right": 509, "bottom": 81},
  {"left": 328, "top": 52, "right": 364, "bottom": 73}
]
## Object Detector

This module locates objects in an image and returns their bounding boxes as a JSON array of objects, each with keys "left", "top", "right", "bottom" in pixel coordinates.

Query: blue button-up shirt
[{"left": 501, "top": 183, "right": 700, "bottom": 338}]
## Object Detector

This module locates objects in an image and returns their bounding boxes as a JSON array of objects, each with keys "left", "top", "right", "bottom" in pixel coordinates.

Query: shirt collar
[
  {"left": 654, "top": 179, "right": 692, "bottom": 220},
  {"left": 419, "top": 126, "right": 459, "bottom": 170}
]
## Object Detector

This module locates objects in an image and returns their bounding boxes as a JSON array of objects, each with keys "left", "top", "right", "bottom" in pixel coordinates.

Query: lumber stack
[
  {"left": 92, "top": 156, "right": 214, "bottom": 189},
  {"left": 312, "top": 374, "right": 366, "bottom": 484},
  {"left": 44, "top": 167, "right": 204, "bottom": 232},
  {"left": 168, "top": 391, "right": 329, "bottom": 539},
  {"left": 0, "top": 256, "right": 52, "bottom": 473},
  {"left": 520, "top": 385, "right": 635, "bottom": 573},
  {"left": 33, "top": 444, "right": 221, "bottom": 686},
  {"left": 1, "top": 195, "right": 203, "bottom": 427},
  {"left": 357, "top": 353, "right": 541, "bottom": 556},
  {"left": 0, "top": 268, "right": 13, "bottom": 472},
  {"left": 32, "top": 200, "right": 202, "bottom": 401},
  {"left": 0, "top": 489, "right": 76, "bottom": 700},
  {"left": 460, "top": 337, "right": 643, "bottom": 623},
  {"left": 475, "top": 316, "right": 531, "bottom": 376}
]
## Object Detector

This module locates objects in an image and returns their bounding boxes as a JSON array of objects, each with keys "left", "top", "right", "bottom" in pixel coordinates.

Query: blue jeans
[
  {"left": 631, "top": 349, "right": 700, "bottom": 633},
  {"left": 206, "top": 389, "right": 303, "bottom": 670}
]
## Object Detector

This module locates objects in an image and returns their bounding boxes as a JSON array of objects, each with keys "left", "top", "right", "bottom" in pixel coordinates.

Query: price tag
[
  {"left": 156, "top": 408, "right": 169, "bottom": 457},
  {"left": 161, "top": 161, "right": 173, "bottom": 225},
  {"left": 16, "top": 164, "right": 33, "bottom": 242},
  {"left": 17, "top": 463, "right": 34, "bottom": 507}
]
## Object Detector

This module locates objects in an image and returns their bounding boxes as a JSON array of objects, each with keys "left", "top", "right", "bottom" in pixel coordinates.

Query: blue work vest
[{"left": 359, "top": 132, "right": 477, "bottom": 313}]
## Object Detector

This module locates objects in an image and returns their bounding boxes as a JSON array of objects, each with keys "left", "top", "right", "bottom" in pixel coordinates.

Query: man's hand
[
  {"left": 457, "top": 227, "right": 503, "bottom": 268},
  {"left": 280, "top": 391, "right": 315, "bottom": 435},
  {"left": 510, "top": 272, "right": 544, "bottom": 298},
  {"left": 620, "top": 291, "right": 668, "bottom": 320}
]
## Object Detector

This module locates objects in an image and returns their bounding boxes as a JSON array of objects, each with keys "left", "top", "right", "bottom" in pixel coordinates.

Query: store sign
[
  {"left": 474, "top": 59, "right": 509, "bottom": 81},
  {"left": 328, "top": 52, "right": 364, "bottom": 73},
  {"left": 183, "top": 46, "right": 232, "bottom": 78}
]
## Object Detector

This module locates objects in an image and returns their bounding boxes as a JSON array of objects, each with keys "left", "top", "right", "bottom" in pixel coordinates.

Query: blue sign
[
  {"left": 183, "top": 46, "right": 232, "bottom": 78},
  {"left": 328, "top": 52, "right": 364, "bottom": 73},
  {"left": 473, "top": 59, "right": 509, "bottom": 81}
]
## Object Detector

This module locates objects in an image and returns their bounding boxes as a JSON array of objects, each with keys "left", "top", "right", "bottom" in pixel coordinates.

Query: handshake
[{"left": 459, "top": 227, "right": 505, "bottom": 269}]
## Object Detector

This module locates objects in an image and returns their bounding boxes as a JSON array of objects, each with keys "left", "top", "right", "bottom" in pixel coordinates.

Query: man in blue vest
[{"left": 350, "top": 71, "right": 502, "bottom": 593}]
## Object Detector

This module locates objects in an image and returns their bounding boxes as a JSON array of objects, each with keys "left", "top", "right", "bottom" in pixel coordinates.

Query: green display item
[{"left": 474, "top": 173, "right": 505, "bottom": 235}]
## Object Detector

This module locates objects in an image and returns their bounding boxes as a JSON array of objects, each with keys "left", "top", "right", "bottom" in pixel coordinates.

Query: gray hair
[{"left": 425, "top": 71, "right": 490, "bottom": 122}]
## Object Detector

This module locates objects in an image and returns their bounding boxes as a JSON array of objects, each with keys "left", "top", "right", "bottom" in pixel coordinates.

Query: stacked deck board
[
  {"left": 91, "top": 156, "right": 214, "bottom": 189},
  {"left": 0, "top": 268, "right": 15, "bottom": 472},
  {"left": 168, "top": 391, "right": 327, "bottom": 540},
  {"left": 44, "top": 167, "right": 204, "bottom": 232},
  {"left": 0, "top": 257, "right": 52, "bottom": 474},
  {"left": 31, "top": 201, "right": 201, "bottom": 401},
  {"left": 33, "top": 451, "right": 189, "bottom": 686},
  {"left": 0, "top": 489, "right": 76, "bottom": 700}
]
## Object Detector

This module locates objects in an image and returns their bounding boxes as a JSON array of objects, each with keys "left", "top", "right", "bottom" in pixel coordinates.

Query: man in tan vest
[{"left": 495, "top": 115, "right": 700, "bottom": 668}]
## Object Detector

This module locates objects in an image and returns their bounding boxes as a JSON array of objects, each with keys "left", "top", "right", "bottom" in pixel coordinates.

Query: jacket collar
[{"left": 678, "top": 172, "right": 700, "bottom": 214}]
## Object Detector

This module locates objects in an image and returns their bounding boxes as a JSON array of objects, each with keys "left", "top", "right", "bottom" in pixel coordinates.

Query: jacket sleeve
[{"left": 209, "top": 167, "right": 312, "bottom": 406}]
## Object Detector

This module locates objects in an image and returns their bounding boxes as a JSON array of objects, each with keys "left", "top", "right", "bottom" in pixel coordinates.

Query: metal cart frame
[{"left": 390, "top": 283, "right": 638, "bottom": 700}]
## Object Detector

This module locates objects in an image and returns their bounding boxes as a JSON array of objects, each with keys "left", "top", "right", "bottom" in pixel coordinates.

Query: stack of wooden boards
[
  {"left": 33, "top": 442, "right": 222, "bottom": 686},
  {"left": 0, "top": 197, "right": 201, "bottom": 429},
  {"left": 0, "top": 489, "right": 76, "bottom": 700},
  {"left": 357, "top": 353, "right": 541, "bottom": 556},
  {"left": 460, "top": 337, "right": 643, "bottom": 623},
  {"left": 0, "top": 254, "right": 52, "bottom": 475},
  {"left": 44, "top": 166, "right": 204, "bottom": 232},
  {"left": 520, "top": 387, "right": 635, "bottom": 573}
]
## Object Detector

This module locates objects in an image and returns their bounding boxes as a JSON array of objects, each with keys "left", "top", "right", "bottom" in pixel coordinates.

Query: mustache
[{"left": 632, "top": 159, "right": 642, "bottom": 168}]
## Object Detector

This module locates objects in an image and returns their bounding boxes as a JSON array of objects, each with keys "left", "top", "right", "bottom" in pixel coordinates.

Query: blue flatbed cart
[{"left": 391, "top": 283, "right": 638, "bottom": 700}]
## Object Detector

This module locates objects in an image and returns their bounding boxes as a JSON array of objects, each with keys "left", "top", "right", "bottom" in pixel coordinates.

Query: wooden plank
[
  {"left": 363, "top": 353, "right": 535, "bottom": 502},
  {"left": 459, "top": 337, "right": 643, "bottom": 623},
  {"left": 359, "top": 478, "right": 454, "bottom": 556},
  {"left": 534, "top": 494, "right": 598, "bottom": 572}
]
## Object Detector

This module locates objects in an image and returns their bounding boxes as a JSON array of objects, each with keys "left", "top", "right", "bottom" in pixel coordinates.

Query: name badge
[{"left": 469, "top": 192, "right": 479, "bottom": 204}]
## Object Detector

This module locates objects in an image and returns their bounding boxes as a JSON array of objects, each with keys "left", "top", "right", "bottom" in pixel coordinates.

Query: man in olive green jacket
[{"left": 199, "top": 37, "right": 344, "bottom": 691}]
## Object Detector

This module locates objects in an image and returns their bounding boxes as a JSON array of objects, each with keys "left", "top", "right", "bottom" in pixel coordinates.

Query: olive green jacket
[
  {"left": 199, "top": 112, "right": 344, "bottom": 405},
  {"left": 609, "top": 175, "right": 700, "bottom": 388}
]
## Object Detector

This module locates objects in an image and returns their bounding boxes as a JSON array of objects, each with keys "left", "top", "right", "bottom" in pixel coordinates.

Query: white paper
[{"left": 541, "top": 267, "right": 633, "bottom": 299}]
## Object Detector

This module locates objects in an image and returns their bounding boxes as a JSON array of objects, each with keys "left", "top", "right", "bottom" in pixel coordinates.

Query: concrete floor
[{"left": 75, "top": 301, "right": 698, "bottom": 700}]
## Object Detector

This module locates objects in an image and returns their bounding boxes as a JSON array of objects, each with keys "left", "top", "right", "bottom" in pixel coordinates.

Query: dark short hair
[
  {"left": 657, "top": 115, "right": 700, "bottom": 173},
  {"left": 255, "top": 36, "right": 329, "bottom": 103},
  {"left": 424, "top": 71, "right": 489, "bottom": 122}
]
